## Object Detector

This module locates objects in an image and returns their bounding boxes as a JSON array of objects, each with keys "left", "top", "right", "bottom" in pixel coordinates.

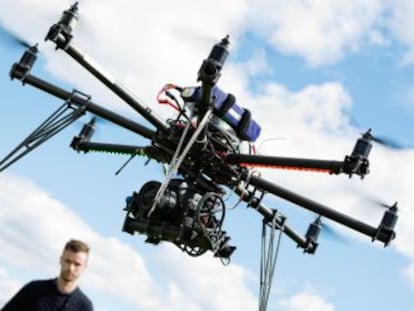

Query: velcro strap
[
  {"left": 216, "top": 93, "right": 236, "bottom": 117},
  {"left": 236, "top": 109, "right": 252, "bottom": 140}
]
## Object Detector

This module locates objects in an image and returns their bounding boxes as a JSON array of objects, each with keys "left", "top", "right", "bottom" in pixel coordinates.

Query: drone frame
[
  {"left": 1, "top": 4, "right": 400, "bottom": 310},
  {"left": 3, "top": 2, "right": 398, "bottom": 255}
]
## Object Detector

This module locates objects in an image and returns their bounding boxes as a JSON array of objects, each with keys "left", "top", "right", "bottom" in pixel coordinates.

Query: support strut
[{"left": 259, "top": 213, "right": 284, "bottom": 311}]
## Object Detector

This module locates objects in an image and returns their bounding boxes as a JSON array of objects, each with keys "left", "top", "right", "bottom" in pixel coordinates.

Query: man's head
[{"left": 59, "top": 239, "right": 90, "bottom": 285}]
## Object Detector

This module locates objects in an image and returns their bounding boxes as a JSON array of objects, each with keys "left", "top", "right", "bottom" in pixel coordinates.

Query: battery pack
[{"left": 181, "top": 86, "right": 261, "bottom": 142}]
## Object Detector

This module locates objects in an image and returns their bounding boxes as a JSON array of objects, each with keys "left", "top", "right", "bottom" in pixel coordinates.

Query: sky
[{"left": 0, "top": 0, "right": 413, "bottom": 310}]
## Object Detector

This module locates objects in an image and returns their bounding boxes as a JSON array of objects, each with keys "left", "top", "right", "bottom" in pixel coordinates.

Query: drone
[{"left": 1, "top": 3, "right": 399, "bottom": 309}]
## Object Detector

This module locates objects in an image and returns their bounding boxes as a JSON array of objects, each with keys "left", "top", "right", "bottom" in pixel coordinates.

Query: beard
[{"left": 60, "top": 269, "right": 78, "bottom": 283}]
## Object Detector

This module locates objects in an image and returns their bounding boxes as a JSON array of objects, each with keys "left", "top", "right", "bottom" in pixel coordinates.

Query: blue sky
[{"left": 1, "top": 1, "right": 414, "bottom": 310}]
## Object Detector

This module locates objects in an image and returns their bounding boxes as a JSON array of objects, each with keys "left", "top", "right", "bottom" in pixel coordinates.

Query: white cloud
[
  {"left": 387, "top": 1, "right": 414, "bottom": 67},
  {"left": 220, "top": 65, "right": 414, "bottom": 294},
  {"left": 0, "top": 267, "right": 21, "bottom": 307},
  {"left": 368, "top": 30, "right": 390, "bottom": 46},
  {"left": 247, "top": 0, "right": 388, "bottom": 66},
  {"left": 245, "top": 49, "right": 273, "bottom": 76},
  {"left": 280, "top": 291, "right": 335, "bottom": 311},
  {"left": 0, "top": 0, "right": 248, "bottom": 113},
  {"left": 0, "top": 173, "right": 257, "bottom": 310},
  {"left": 156, "top": 245, "right": 257, "bottom": 311},
  {"left": 236, "top": 72, "right": 414, "bottom": 240},
  {"left": 388, "top": 1, "right": 414, "bottom": 46},
  {"left": 0, "top": 176, "right": 89, "bottom": 272},
  {"left": 221, "top": 72, "right": 353, "bottom": 156}
]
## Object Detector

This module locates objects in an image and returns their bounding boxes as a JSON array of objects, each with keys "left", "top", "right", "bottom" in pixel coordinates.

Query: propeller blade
[
  {"left": 370, "top": 198, "right": 391, "bottom": 209},
  {"left": 371, "top": 134, "right": 404, "bottom": 149},
  {"left": 362, "top": 129, "right": 408, "bottom": 150},
  {"left": 73, "top": 114, "right": 114, "bottom": 142},
  {"left": 320, "top": 221, "right": 347, "bottom": 244},
  {"left": 359, "top": 195, "right": 403, "bottom": 216},
  {"left": 369, "top": 198, "right": 399, "bottom": 212},
  {"left": 311, "top": 215, "right": 347, "bottom": 244},
  {"left": 0, "top": 24, "right": 32, "bottom": 49}
]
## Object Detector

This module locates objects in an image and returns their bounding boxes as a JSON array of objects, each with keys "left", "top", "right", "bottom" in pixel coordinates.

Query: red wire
[{"left": 156, "top": 83, "right": 181, "bottom": 111}]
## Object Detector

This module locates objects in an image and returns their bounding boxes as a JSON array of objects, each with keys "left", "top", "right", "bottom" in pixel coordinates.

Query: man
[{"left": 1, "top": 239, "right": 93, "bottom": 310}]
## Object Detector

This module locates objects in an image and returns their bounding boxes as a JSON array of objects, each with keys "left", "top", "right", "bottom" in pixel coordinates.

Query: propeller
[
  {"left": 0, "top": 23, "right": 32, "bottom": 49},
  {"left": 320, "top": 220, "right": 347, "bottom": 243},
  {"left": 307, "top": 215, "right": 348, "bottom": 244},
  {"left": 370, "top": 134, "right": 405, "bottom": 150},
  {"left": 370, "top": 198, "right": 393, "bottom": 209},
  {"left": 73, "top": 114, "right": 108, "bottom": 138},
  {"left": 357, "top": 194, "right": 404, "bottom": 224},
  {"left": 359, "top": 128, "right": 410, "bottom": 150},
  {"left": 61, "top": 0, "right": 104, "bottom": 37},
  {"left": 368, "top": 197, "right": 401, "bottom": 213}
]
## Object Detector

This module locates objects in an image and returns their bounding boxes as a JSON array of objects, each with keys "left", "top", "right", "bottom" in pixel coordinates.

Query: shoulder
[
  {"left": 72, "top": 287, "right": 93, "bottom": 310},
  {"left": 26, "top": 278, "right": 55, "bottom": 287},
  {"left": 21, "top": 278, "right": 55, "bottom": 292},
  {"left": 1, "top": 279, "right": 56, "bottom": 310},
  {"left": 24, "top": 278, "right": 56, "bottom": 292}
]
